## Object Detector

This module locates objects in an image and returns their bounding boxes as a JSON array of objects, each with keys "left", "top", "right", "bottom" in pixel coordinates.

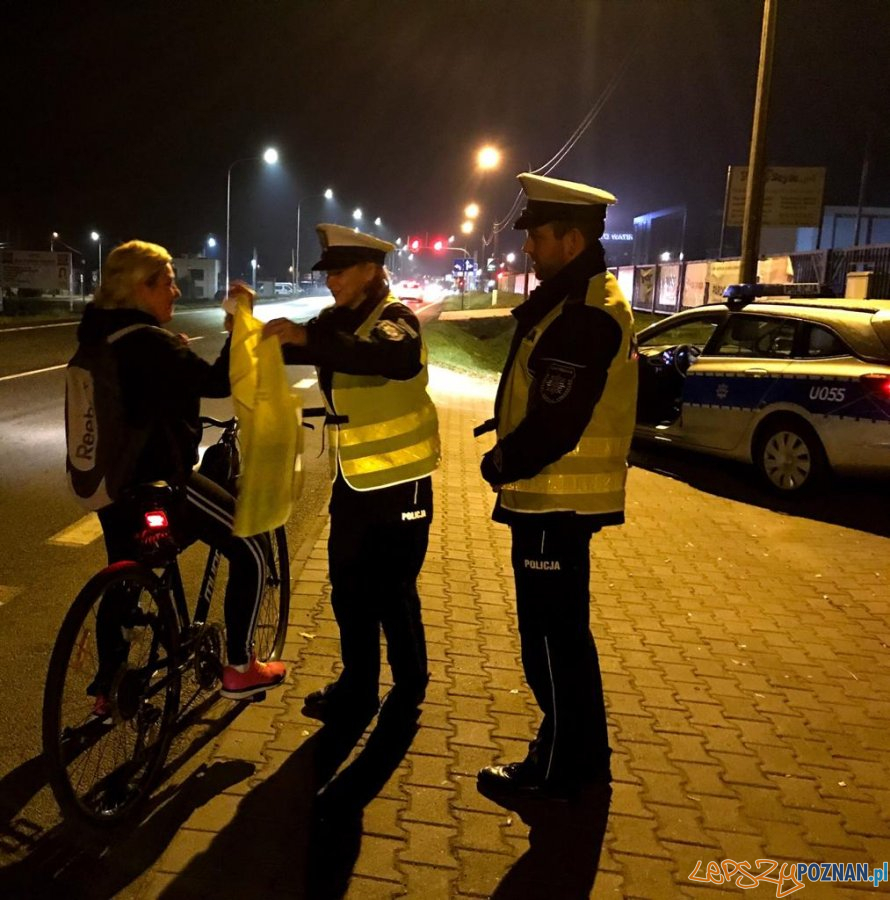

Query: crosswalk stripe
[{"left": 48, "top": 514, "right": 104, "bottom": 546}]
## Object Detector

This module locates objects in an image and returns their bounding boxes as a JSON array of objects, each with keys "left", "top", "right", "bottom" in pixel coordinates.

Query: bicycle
[{"left": 42, "top": 416, "right": 290, "bottom": 826}]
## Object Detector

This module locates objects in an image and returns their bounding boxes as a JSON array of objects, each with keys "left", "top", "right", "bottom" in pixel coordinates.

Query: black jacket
[
  {"left": 76, "top": 303, "right": 231, "bottom": 486},
  {"left": 482, "top": 244, "right": 623, "bottom": 527},
  {"left": 281, "top": 294, "right": 432, "bottom": 522}
]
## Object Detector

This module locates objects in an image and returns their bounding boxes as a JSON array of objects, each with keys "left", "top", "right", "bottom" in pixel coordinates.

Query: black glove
[{"left": 480, "top": 445, "right": 504, "bottom": 487}]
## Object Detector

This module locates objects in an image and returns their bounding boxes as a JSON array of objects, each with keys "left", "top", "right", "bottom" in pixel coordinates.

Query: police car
[{"left": 634, "top": 284, "right": 890, "bottom": 494}]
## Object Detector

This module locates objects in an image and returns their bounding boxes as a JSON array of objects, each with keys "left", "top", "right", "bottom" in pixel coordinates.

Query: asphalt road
[{"left": 0, "top": 296, "right": 338, "bottom": 855}]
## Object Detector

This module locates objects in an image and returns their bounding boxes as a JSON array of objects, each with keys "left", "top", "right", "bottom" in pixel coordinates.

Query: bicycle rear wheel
[
  {"left": 42, "top": 561, "right": 181, "bottom": 826},
  {"left": 252, "top": 526, "right": 290, "bottom": 662}
]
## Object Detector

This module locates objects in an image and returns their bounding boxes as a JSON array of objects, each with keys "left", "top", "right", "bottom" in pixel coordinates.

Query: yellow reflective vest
[
  {"left": 324, "top": 296, "right": 440, "bottom": 491},
  {"left": 497, "top": 271, "right": 637, "bottom": 515}
]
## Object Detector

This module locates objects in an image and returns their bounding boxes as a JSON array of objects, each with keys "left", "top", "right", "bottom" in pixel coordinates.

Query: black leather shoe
[
  {"left": 477, "top": 760, "right": 611, "bottom": 806},
  {"left": 302, "top": 682, "right": 379, "bottom": 723}
]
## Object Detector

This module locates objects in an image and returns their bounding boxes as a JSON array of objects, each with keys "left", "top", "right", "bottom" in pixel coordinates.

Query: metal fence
[{"left": 614, "top": 242, "right": 890, "bottom": 315}]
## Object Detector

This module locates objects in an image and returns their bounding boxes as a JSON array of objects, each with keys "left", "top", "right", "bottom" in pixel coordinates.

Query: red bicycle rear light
[
  {"left": 144, "top": 510, "right": 169, "bottom": 530},
  {"left": 860, "top": 374, "right": 890, "bottom": 399}
]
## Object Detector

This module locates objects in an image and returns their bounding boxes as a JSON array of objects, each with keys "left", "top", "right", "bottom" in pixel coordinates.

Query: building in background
[{"left": 172, "top": 256, "right": 220, "bottom": 300}]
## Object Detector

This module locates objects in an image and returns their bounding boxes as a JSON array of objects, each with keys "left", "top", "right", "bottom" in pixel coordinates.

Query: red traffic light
[
  {"left": 408, "top": 236, "right": 422, "bottom": 252},
  {"left": 432, "top": 237, "right": 446, "bottom": 252}
]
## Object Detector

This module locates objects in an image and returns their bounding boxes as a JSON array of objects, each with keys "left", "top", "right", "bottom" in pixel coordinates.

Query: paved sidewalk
[{"left": 134, "top": 367, "right": 890, "bottom": 900}]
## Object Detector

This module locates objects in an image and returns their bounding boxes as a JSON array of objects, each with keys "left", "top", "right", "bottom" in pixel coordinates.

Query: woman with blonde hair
[{"left": 76, "top": 240, "right": 285, "bottom": 711}]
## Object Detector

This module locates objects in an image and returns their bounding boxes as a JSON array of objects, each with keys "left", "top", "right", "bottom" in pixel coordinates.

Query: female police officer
[{"left": 264, "top": 224, "right": 440, "bottom": 722}]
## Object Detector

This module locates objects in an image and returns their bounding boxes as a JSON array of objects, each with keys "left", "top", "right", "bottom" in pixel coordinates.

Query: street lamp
[
  {"left": 477, "top": 145, "right": 501, "bottom": 171},
  {"left": 464, "top": 202, "right": 480, "bottom": 220},
  {"left": 225, "top": 146, "right": 279, "bottom": 292},
  {"left": 353, "top": 208, "right": 363, "bottom": 221},
  {"left": 461, "top": 221, "right": 474, "bottom": 235},
  {"left": 90, "top": 231, "right": 102, "bottom": 285},
  {"left": 295, "top": 188, "right": 334, "bottom": 286},
  {"left": 51, "top": 231, "right": 59, "bottom": 251}
]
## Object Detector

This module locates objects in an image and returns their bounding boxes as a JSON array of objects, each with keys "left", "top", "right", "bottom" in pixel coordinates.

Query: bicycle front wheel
[
  {"left": 253, "top": 526, "right": 290, "bottom": 662},
  {"left": 42, "top": 561, "right": 181, "bottom": 826}
]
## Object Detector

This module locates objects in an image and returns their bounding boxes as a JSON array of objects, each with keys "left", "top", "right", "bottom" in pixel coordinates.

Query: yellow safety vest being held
[
  {"left": 496, "top": 271, "right": 637, "bottom": 515},
  {"left": 324, "top": 296, "right": 440, "bottom": 491}
]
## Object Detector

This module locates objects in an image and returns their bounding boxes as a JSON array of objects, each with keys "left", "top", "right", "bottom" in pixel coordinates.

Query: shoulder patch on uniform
[
  {"left": 540, "top": 362, "right": 577, "bottom": 404},
  {"left": 374, "top": 320, "right": 407, "bottom": 341}
]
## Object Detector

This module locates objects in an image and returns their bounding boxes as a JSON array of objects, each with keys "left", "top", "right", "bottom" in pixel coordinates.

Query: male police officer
[
  {"left": 264, "top": 225, "right": 439, "bottom": 722},
  {"left": 476, "top": 173, "right": 637, "bottom": 805}
]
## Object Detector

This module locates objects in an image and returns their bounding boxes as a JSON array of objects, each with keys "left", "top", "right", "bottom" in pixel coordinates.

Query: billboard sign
[
  {"left": 726, "top": 166, "right": 826, "bottom": 228},
  {"left": 0, "top": 251, "right": 72, "bottom": 292}
]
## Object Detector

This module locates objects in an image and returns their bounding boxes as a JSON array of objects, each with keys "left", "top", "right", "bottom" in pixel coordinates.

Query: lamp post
[
  {"left": 225, "top": 146, "right": 278, "bottom": 293},
  {"left": 475, "top": 145, "right": 503, "bottom": 282},
  {"left": 295, "top": 187, "right": 333, "bottom": 289},
  {"left": 51, "top": 231, "right": 58, "bottom": 251},
  {"left": 90, "top": 231, "right": 102, "bottom": 286}
]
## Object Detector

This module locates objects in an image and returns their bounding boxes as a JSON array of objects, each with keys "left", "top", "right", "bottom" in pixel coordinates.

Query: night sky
[{"left": 4, "top": 0, "right": 889, "bottom": 279}]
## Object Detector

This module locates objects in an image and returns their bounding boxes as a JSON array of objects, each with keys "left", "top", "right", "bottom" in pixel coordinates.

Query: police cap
[
  {"left": 312, "top": 224, "right": 395, "bottom": 271},
  {"left": 513, "top": 172, "right": 617, "bottom": 230}
]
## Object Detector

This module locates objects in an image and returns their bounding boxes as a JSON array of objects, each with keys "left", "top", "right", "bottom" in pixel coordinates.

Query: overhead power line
[{"left": 486, "top": 20, "right": 655, "bottom": 243}]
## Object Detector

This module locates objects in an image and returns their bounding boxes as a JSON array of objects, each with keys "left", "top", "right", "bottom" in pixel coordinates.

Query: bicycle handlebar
[{"left": 199, "top": 416, "right": 237, "bottom": 429}]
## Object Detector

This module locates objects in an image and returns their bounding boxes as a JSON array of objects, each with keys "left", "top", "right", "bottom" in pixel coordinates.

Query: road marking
[
  {"left": 0, "top": 334, "right": 207, "bottom": 382},
  {"left": 0, "top": 586, "right": 22, "bottom": 607},
  {"left": 0, "top": 364, "right": 67, "bottom": 382},
  {"left": 49, "top": 514, "right": 104, "bottom": 546},
  {"left": 294, "top": 378, "right": 317, "bottom": 390},
  {"left": 0, "top": 321, "right": 78, "bottom": 334}
]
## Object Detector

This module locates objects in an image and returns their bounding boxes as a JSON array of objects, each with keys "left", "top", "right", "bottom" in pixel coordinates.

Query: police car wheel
[{"left": 753, "top": 417, "right": 827, "bottom": 494}]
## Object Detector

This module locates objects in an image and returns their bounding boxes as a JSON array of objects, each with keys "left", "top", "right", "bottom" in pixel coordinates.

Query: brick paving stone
[
  {"left": 708, "top": 751, "right": 774, "bottom": 789},
  {"left": 692, "top": 794, "right": 758, "bottom": 836},
  {"left": 609, "top": 813, "right": 674, "bottom": 860},
  {"left": 353, "top": 836, "right": 405, "bottom": 882},
  {"left": 408, "top": 725, "right": 452, "bottom": 757},
  {"left": 342, "top": 876, "right": 406, "bottom": 899},
  {"left": 452, "top": 745, "right": 503, "bottom": 778},
  {"left": 649, "top": 805, "right": 723, "bottom": 850},
  {"left": 706, "top": 828, "right": 768, "bottom": 863},
  {"left": 453, "top": 809, "right": 515, "bottom": 854},
  {"left": 363, "top": 797, "right": 406, "bottom": 839},
  {"left": 590, "top": 871, "right": 627, "bottom": 898},
  {"left": 489, "top": 711, "right": 533, "bottom": 740},
  {"left": 453, "top": 773, "right": 500, "bottom": 813},
  {"left": 401, "top": 864, "right": 458, "bottom": 899},
  {"left": 403, "top": 783, "right": 454, "bottom": 824},
  {"left": 398, "top": 821, "right": 459, "bottom": 868},
  {"left": 406, "top": 753, "right": 453, "bottom": 788},
  {"left": 613, "top": 852, "right": 680, "bottom": 898},
  {"left": 614, "top": 714, "right": 663, "bottom": 745},
  {"left": 797, "top": 809, "right": 869, "bottom": 852},
  {"left": 674, "top": 761, "right": 737, "bottom": 799},
  {"left": 213, "top": 728, "right": 272, "bottom": 763}
]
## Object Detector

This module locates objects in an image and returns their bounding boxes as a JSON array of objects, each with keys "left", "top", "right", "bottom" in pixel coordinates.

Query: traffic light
[
  {"left": 408, "top": 236, "right": 422, "bottom": 252},
  {"left": 432, "top": 237, "right": 446, "bottom": 253}
]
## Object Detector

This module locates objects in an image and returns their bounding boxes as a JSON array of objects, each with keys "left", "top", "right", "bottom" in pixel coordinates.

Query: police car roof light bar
[{"left": 723, "top": 283, "right": 829, "bottom": 310}]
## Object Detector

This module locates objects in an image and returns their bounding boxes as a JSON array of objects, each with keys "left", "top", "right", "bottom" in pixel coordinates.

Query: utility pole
[
  {"left": 853, "top": 127, "right": 872, "bottom": 247},
  {"left": 739, "top": 0, "right": 778, "bottom": 285}
]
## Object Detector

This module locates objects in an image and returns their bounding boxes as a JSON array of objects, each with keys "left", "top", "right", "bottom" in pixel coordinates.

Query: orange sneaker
[{"left": 221, "top": 656, "right": 286, "bottom": 700}]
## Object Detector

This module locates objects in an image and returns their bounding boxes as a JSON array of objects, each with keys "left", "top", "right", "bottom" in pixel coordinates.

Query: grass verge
[
  {"left": 425, "top": 306, "right": 665, "bottom": 378},
  {"left": 424, "top": 316, "right": 513, "bottom": 378}
]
